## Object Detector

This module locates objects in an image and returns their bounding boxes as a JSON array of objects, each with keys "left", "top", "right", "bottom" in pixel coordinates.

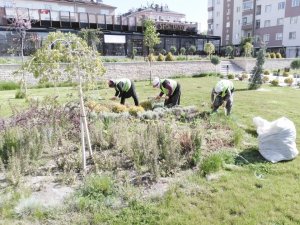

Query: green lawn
[{"left": 1, "top": 77, "right": 300, "bottom": 224}]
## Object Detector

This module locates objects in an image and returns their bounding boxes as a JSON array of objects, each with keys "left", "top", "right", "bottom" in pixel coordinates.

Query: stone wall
[
  {"left": 0, "top": 60, "right": 217, "bottom": 84},
  {"left": 231, "top": 58, "right": 296, "bottom": 72}
]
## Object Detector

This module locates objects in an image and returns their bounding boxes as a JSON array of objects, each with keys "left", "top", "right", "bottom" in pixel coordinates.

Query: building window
[
  {"left": 276, "top": 33, "right": 283, "bottom": 40},
  {"left": 278, "top": 2, "right": 285, "bottom": 9},
  {"left": 263, "top": 34, "right": 270, "bottom": 42},
  {"left": 226, "top": 22, "right": 230, "bottom": 27},
  {"left": 242, "top": 17, "right": 247, "bottom": 25},
  {"left": 292, "top": 0, "right": 300, "bottom": 7},
  {"left": 256, "top": 20, "right": 260, "bottom": 29},
  {"left": 243, "top": 1, "right": 253, "bottom": 10},
  {"left": 256, "top": 5, "right": 261, "bottom": 15},
  {"left": 264, "top": 20, "right": 271, "bottom": 27},
  {"left": 265, "top": 5, "right": 272, "bottom": 12},
  {"left": 255, "top": 35, "right": 260, "bottom": 43},
  {"left": 277, "top": 18, "right": 283, "bottom": 25},
  {"left": 289, "top": 32, "right": 296, "bottom": 39},
  {"left": 216, "top": 11, "right": 220, "bottom": 17},
  {"left": 290, "top": 16, "right": 298, "bottom": 24},
  {"left": 226, "top": 34, "right": 230, "bottom": 40},
  {"left": 237, "top": 7, "right": 240, "bottom": 12},
  {"left": 217, "top": 0, "right": 220, "bottom": 4},
  {"left": 227, "top": 9, "right": 231, "bottom": 15}
]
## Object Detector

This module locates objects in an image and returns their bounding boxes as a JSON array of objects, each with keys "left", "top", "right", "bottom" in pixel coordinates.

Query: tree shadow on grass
[
  {"left": 234, "top": 88, "right": 252, "bottom": 92},
  {"left": 235, "top": 146, "right": 267, "bottom": 166}
]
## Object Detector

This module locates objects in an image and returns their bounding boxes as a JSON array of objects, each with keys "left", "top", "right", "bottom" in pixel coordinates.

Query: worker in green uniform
[
  {"left": 152, "top": 77, "right": 181, "bottom": 108},
  {"left": 108, "top": 78, "right": 139, "bottom": 106}
]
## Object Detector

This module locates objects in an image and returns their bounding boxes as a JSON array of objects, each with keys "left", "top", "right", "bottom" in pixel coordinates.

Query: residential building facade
[
  {"left": 208, "top": 0, "right": 300, "bottom": 57},
  {"left": 0, "top": 0, "right": 220, "bottom": 57}
]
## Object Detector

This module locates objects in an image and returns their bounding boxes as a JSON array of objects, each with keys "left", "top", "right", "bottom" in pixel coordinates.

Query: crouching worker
[
  {"left": 152, "top": 77, "right": 181, "bottom": 108},
  {"left": 108, "top": 78, "right": 139, "bottom": 106},
  {"left": 211, "top": 79, "right": 234, "bottom": 116}
]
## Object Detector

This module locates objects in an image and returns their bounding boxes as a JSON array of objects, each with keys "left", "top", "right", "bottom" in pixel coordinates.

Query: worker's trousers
[{"left": 212, "top": 92, "right": 233, "bottom": 115}]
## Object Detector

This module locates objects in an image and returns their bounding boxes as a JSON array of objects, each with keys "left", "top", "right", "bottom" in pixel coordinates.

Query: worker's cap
[
  {"left": 108, "top": 79, "right": 115, "bottom": 87},
  {"left": 152, "top": 77, "right": 160, "bottom": 88}
]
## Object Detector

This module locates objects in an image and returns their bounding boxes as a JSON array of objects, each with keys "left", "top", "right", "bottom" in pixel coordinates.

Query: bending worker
[
  {"left": 211, "top": 79, "right": 234, "bottom": 116},
  {"left": 108, "top": 78, "right": 139, "bottom": 106},
  {"left": 152, "top": 77, "right": 181, "bottom": 108}
]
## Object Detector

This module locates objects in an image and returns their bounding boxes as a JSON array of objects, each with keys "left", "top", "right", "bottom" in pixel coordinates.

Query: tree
[
  {"left": 204, "top": 42, "right": 215, "bottom": 59},
  {"left": 225, "top": 46, "right": 233, "bottom": 58},
  {"left": 188, "top": 45, "right": 197, "bottom": 55},
  {"left": 19, "top": 32, "right": 106, "bottom": 171},
  {"left": 180, "top": 47, "right": 186, "bottom": 55},
  {"left": 248, "top": 48, "right": 265, "bottom": 90},
  {"left": 143, "top": 19, "right": 161, "bottom": 83},
  {"left": 170, "top": 46, "right": 177, "bottom": 55},
  {"left": 244, "top": 42, "right": 253, "bottom": 57},
  {"left": 78, "top": 28, "right": 102, "bottom": 51},
  {"left": 291, "top": 59, "right": 300, "bottom": 70},
  {"left": 211, "top": 56, "right": 220, "bottom": 74}
]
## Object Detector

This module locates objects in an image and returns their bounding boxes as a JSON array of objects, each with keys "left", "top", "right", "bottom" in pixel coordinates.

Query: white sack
[{"left": 253, "top": 117, "right": 298, "bottom": 163}]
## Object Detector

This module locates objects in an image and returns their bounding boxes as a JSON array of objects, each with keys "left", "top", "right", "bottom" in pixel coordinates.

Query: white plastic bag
[{"left": 253, "top": 117, "right": 298, "bottom": 163}]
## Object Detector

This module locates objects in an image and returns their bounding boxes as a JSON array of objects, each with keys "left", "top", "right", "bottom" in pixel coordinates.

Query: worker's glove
[
  {"left": 110, "top": 96, "right": 117, "bottom": 100},
  {"left": 164, "top": 96, "right": 169, "bottom": 100},
  {"left": 155, "top": 96, "right": 161, "bottom": 100}
]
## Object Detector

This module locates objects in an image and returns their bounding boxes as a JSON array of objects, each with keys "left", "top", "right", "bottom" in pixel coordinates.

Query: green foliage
[
  {"left": 148, "top": 53, "right": 156, "bottom": 62},
  {"left": 283, "top": 71, "right": 289, "bottom": 77},
  {"left": 276, "top": 52, "right": 282, "bottom": 58},
  {"left": 143, "top": 19, "right": 161, "bottom": 53},
  {"left": 188, "top": 45, "right": 197, "bottom": 55},
  {"left": 132, "top": 49, "right": 137, "bottom": 59},
  {"left": 227, "top": 74, "right": 234, "bottom": 79},
  {"left": 18, "top": 32, "right": 106, "bottom": 86},
  {"left": 291, "top": 59, "right": 300, "bottom": 70},
  {"left": 0, "top": 81, "right": 20, "bottom": 91},
  {"left": 200, "top": 153, "right": 223, "bottom": 176},
  {"left": 243, "top": 42, "right": 253, "bottom": 57},
  {"left": 204, "top": 42, "right": 215, "bottom": 59},
  {"left": 262, "top": 76, "right": 269, "bottom": 83},
  {"left": 210, "top": 56, "right": 220, "bottom": 66},
  {"left": 225, "top": 46, "right": 233, "bottom": 58},
  {"left": 78, "top": 28, "right": 102, "bottom": 50},
  {"left": 165, "top": 52, "right": 175, "bottom": 61},
  {"left": 15, "top": 89, "right": 26, "bottom": 99},
  {"left": 170, "top": 46, "right": 177, "bottom": 55},
  {"left": 265, "top": 52, "right": 270, "bottom": 58},
  {"left": 192, "top": 72, "right": 219, "bottom": 78},
  {"left": 270, "top": 79, "right": 279, "bottom": 86},
  {"left": 284, "top": 77, "right": 293, "bottom": 86},
  {"left": 249, "top": 48, "right": 265, "bottom": 90},
  {"left": 263, "top": 70, "right": 270, "bottom": 75},
  {"left": 160, "top": 49, "right": 166, "bottom": 55},
  {"left": 157, "top": 53, "right": 165, "bottom": 61},
  {"left": 180, "top": 47, "right": 186, "bottom": 55},
  {"left": 270, "top": 52, "right": 276, "bottom": 58}
]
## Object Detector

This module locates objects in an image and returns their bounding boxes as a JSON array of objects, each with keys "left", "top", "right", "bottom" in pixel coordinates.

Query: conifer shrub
[
  {"left": 284, "top": 77, "right": 293, "bottom": 86},
  {"left": 276, "top": 52, "right": 282, "bottom": 58},
  {"left": 270, "top": 52, "right": 276, "bottom": 58},
  {"left": 157, "top": 53, "right": 165, "bottom": 61},
  {"left": 271, "top": 79, "right": 279, "bottom": 86},
  {"left": 128, "top": 106, "right": 145, "bottom": 116},
  {"left": 165, "top": 52, "right": 175, "bottom": 61}
]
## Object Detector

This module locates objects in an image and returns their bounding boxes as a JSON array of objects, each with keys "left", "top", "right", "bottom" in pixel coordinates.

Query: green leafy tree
[
  {"left": 249, "top": 48, "right": 265, "bottom": 90},
  {"left": 211, "top": 56, "right": 220, "bottom": 74},
  {"left": 225, "top": 46, "right": 233, "bottom": 58},
  {"left": 188, "top": 45, "right": 197, "bottom": 55},
  {"left": 243, "top": 42, "right": 253, "bottom": 57},
  {"left": 170, "top": 46, "right": 177, "bottom": 55},
  {"left": 78, "top": 28, "right": 102, "bottom": 51},
  {"left": 180, "top": 47, "right": 186, "bottom": 55},
  {"left": 204, "top": 42, "right": 215, "bottom": 59},
  {"left": 143, "top": 19, "right": 161, "bottom": 83},
  {"left": 291, "top": 59, "right": 300, "bottom": 70}
]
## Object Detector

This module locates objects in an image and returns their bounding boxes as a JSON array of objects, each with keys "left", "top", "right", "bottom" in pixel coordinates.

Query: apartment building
[
  {"left": 0, "top": 0, "right": 220, "bottom": 56},
  {"left": 208, "top": 0, "right": 300, "bottom": 58}
]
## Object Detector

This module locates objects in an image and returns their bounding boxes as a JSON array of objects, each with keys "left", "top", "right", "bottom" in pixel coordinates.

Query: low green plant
[
  {"left": 283, "top": 71, "right": 289, "bottom": 77},
  {"left": 284, "top": 77, "right": 293, "bottom": 86},
  {"left": 276, "top": 52, "right": 282, "bottom": 58},
  {"left": 157, "top": 53, "right": 165, "bottom": 61},
  {"left": 200, "top": 153, "right": 223, "bottom": 176},
  {"left": 165, "top": 52, "right": 175, "bottom": 61},
  {"left": 227, "top": 74, "right": 234, "bottom": 79},
  {"left": 0, "top": 82, "right": 20, "bottom": 91},
  {"left": 262, "top": 76, "right": 269, "bottom": 83},
  {"left": 270, "top": 79, "right": 279, "bottom": 86},
  {"left": 270, "top": 52, "right": 276, "bottom": 58},
  {"left": 263, "top": 70, "right": 270, "bottom": 75}
]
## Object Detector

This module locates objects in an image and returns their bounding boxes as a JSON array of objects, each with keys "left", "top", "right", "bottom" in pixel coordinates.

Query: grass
[{"left": 1, "top": 76, "right": 300, "bottom": 224}]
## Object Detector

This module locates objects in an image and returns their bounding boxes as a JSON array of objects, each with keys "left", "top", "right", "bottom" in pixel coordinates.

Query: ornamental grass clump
[
  {"left": 128, "top": 106, "right": 145, "bottom": 116},
  {"left": 140, "top": 100, "right": 153, "bottom": 111},
  {"left": 112, "top": 104, "right": 127, "bottom": 113}
]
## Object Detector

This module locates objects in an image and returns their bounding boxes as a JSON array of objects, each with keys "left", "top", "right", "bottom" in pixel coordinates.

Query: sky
[{"left": 104, "top": 0, "right": 208, "bottom": 31}]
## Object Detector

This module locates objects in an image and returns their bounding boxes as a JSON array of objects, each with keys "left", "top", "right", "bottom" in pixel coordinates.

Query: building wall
[{"left": 232, "top": 0, "right": 243, "bottom": 45}]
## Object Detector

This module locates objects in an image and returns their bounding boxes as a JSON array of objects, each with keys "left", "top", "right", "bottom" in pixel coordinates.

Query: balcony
[{"left": 242, "top": 23, "right": 253, "bottom": 30}]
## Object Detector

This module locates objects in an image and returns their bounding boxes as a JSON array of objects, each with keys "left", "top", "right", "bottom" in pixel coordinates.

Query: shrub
[
  {"left": 270, "top": 52, "right": 276, "bottom": 58},
  {"left": 291, "top": 59, "right": 300, "bottom": 70},
  {"left": 0, "top": 81, "right": 20, "bottom": 91},
  {"left": 192, "top": 73, "right": 209, "bottom": 78},
  {"left": 128, "top": 106, "right": 145, "bottom": 116},
  {"left": 157, "top": 53, "right": 165, "bottom": 61},
  {"left": 140, "top": 101, "right": 152, "bottom": 110},
  {"left": 270, "top": 79, "right": 279, "bottom": 86},
  {"left": 227, "top": 74, "right": 234, "bottom": 79},
  {"left": 200, "top": 154, "right": 223, "bottom": 176},
  {"left": 180, "top": 47, "right": 186, "bottom": 55},
  {"left": 15, "top": 89, "right": 26, "bottom": 99},
  {"left": 170, "top": 46, "right": 177, "bottom": 55},
  {"left": 284, "top": 77, "right": 294, "bottom": 86},
  {"left": 262, "top": 76, "right": 269, "bottom": 83},
  {"left": 188, "top": 45, "right": 197, "bottom": 55},
  {"left": 176, "top": 56, "right": 186, "bottom": 61},
  {"left": 265, "top": 52, "right": 270, "bottom": 58},
  {"left": 276, "top": 52, "right": 282, "bottom": 58},
  {"left": 165, "top": 52, "right": 175, "bottom": 61},
  {"left": 283, "top": 71, "right": 289, "bottom": 77},
  {"left": 112, "top": 104, "right": 127, "bottom": 113},
  {"left": 148, "top": 53, "right": 156, "bottom": 62},
  {"left": 263, "top": 70, "right": 270, "bottom": 75}
]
